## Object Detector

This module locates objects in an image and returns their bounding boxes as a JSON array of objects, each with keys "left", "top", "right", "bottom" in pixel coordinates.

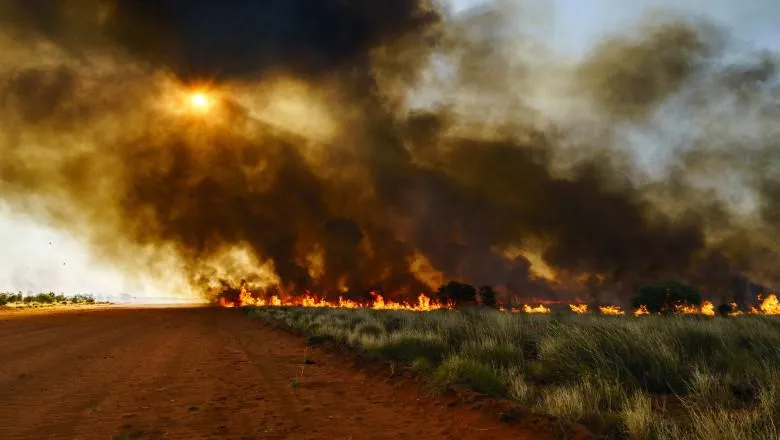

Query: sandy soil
[{"left": 0, "top": 307, "right": 558, "bottom": 440}]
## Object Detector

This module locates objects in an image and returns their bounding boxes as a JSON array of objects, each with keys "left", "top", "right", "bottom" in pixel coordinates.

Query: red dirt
[{"left": 0, "top": 306, "right": 565, "bottom": 440}]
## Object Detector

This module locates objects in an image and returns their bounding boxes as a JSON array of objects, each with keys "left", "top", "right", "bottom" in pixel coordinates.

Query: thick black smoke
[{"left": 0, "top": 1, "right": 778, "bottom": 305}]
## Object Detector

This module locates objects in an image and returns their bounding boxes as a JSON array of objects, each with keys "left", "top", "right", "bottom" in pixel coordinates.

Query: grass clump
[
  {"left": 432, "top": 355, "right": 506, "bottom": 396},
  {"left": 365, "top": 331, "right": 448, "bottom": 363},
  {"left": 410, "top": 357, "right": 435, "bottom": 374}
]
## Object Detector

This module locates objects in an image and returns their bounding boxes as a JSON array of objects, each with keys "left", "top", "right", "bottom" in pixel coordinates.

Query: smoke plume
[{"left": 1, "top": 0, "right": 778, "bottom": 304}]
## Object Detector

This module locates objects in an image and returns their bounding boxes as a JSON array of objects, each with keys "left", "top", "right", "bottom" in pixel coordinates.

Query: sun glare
[{"left": 189, "top": 92, "right": 211, "bottom": 112}]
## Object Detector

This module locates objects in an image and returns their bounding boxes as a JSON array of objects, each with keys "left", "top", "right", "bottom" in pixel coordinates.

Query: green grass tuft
[{"left": 432, "top": 355, "right": 507, "bottom": 396}]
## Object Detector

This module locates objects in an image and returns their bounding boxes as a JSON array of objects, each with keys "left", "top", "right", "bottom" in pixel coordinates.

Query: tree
[
  {"left": 717, "top": 302, "right": 736, "bottom": 317},
  {"left": 632, "top": 281, "right": 701, "bottom": 315},
  {"left": 437, "top": 282, "right": 477, "bottom": 307},
  {"left": 478, "top": 285, "right": 497, "bottom": 308}
]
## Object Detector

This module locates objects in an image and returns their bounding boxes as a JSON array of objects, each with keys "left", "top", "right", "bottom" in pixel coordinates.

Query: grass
[{"left": 249, "top": 306, "right": 780, "bottom": 439}]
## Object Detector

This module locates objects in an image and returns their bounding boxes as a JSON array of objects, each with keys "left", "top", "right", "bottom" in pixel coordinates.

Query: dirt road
[{"left": 0, "top": 307, "right": 550, "bottom": 440}]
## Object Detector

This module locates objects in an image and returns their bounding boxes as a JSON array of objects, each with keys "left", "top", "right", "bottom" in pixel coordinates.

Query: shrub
[
  {"left": 718, "top": 303, "right": 737, "bottom": 317},
  {"left": 477, "top": 285, "right": 497, "bottom": 308},
  {"left": 632, "top": 281, "right": 701, "bottom": 314},
  {"left": 436, "top": 281, "right": 477, "bottom": 307}
]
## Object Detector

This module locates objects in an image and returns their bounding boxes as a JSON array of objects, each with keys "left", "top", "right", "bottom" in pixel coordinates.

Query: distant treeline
[{"left": 0, "top": 292, "right": 96, "bottom": 306}]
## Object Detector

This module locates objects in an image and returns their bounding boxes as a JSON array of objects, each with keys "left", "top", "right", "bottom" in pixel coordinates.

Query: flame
[
  {"left": 219, "top": 287, "right": 449, "bottom": 311},
  {"left": 219, "top": 286, "right": 779, "bottom": 317},
  {"left": 758, "top": 294, "right": 780, "bottom": 315},
  {"left": 730, "top": 302, "right": 746, "bottom": 316},
  {"left": 599, "top": 305, "right": 626, "bottom": 316},
  {"left": 677, "top": 304, "right": 700, "bottom": 315},
  {"left": 569, "top": 304, "right": 589, "bottom": 314},
  {"left": 523, "top": 304, "right": 552, "bottom": 314},
  {"left": 736, "top": 295, "right": 779, "bottom": 316},
  {"left": 701, "top": 301, "right": 715, "bottom": 317}
]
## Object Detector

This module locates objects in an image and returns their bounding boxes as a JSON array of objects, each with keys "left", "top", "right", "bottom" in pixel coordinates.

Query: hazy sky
[{"left": 1, "top": 0, "right": 778, "bottom": 300}]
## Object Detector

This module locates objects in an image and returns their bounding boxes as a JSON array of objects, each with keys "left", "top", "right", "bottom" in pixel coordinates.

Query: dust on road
[{"left": 0, "top": 307, "right": 549, "bottom": 439}]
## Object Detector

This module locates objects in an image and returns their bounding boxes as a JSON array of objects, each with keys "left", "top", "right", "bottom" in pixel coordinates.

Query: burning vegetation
[
  {"left": 1, "top": 1, "right": 780, "bottom": 307},
  {"left": 217, "top": 278, "right": 780, "bottom": 317}
]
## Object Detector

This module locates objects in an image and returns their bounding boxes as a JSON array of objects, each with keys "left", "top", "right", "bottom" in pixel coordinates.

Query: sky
[{"left": 1, "top": 0, "right": 778, "bottom": 302}]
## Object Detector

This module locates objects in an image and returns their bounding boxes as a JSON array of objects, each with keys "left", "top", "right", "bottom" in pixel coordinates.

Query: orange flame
[
  {"left": 523, "top": 304, "right": 552, "bottom": 314},
  {"left": 600, "top": 305, "right": 626, "bottom": 316},
  {"left": 569, "top": 304, "right": 589, "bottom": 314},
  {"left": 219, "top": 286, "right": 779, "bottom": 317},
  {"left": 758, "top": 294, "right": 780, "bottom": 315},
  {"left": 219, "top": 287, "right": 449, "bottom": 311},
  {"left": 729, "top": 302, "right": 746, "bottom": 316},
  {"left": 677, "top": 304, "right": 701, "bottom": 315}
]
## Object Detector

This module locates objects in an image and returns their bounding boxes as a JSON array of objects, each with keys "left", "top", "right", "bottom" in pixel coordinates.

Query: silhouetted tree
[
  {"left": 717, "top": 302, "right": 736, "bottom": 317},
  {"left": 632, "top": 281, "right": 701, "bottom": 314},
  {"left": 478, "top": 285, "right": 497, "bottom": 308},
  {"left": 437, "top": 282, "right": 477, "bottom": 307}
]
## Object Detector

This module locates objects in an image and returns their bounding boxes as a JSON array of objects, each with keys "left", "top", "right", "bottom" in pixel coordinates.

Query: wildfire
[
  {"left": 569, "top": 304, "right": 589, "bottom": 314},
  {"left": 674, "top": 301, "right": 713, "bottom": 316},
  {"left": 522, "top": 304, "right": 552, "bottom": 314},
  {"left": 728, "top": 296, "right": 778, "bottom": 316},
  {"left": 757, "top": 294, "right": 780, "bottom": 315},
  {"left": 731, "top": 305, "right": 745, "bottom": 316},
  {"left": 217, "top": 286, "right": 780, "bottom": 317},
  {"left": 219, "top": 287, "right": 449, "bottom": 311},
  {"left": 599, "top": 305, "right": 626, "bottom": 316}
]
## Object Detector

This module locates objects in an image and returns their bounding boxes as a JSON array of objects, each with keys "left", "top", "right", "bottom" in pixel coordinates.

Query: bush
[
  {"left": 632, "top": 281, "right": 701, "bottom": 314},
  {"left": 718, "top": 303, "right": 737, "bottom": 317},
  {"left": 477, "top": 285, "right": 497, "bottom": 308},
  {"left": 436, "top": 281, "right": 477, "bottom": 307}
]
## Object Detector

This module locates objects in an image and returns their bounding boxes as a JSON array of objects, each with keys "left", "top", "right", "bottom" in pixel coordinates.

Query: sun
[{"left": 188, "top": 91, "right": 211, "bottom": 112}]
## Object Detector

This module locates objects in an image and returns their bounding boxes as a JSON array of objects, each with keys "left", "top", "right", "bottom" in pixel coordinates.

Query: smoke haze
[{"left": 0, "top": 0, "right": 778, "bottom": 304}]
